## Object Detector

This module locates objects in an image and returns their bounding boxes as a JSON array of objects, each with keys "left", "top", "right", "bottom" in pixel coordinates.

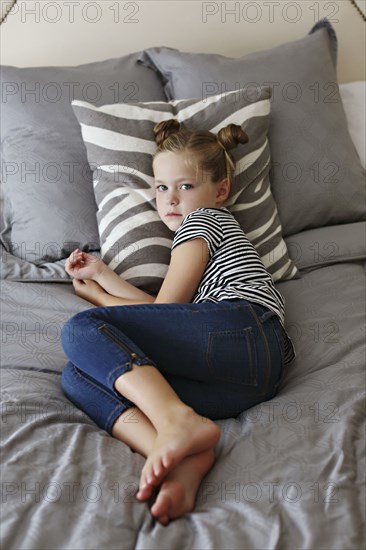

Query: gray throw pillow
[
  {"left": 137, "top": 18, "right": 366, "bottom": 237},
  {"left": 71, "top": 86, "right": 299, "bottom": 296},
  {"left": 0, "top": 54, "right": 166, "bottom": 265}
]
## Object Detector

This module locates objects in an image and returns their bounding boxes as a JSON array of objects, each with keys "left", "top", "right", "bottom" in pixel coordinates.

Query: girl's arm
[
  {"left": 65, "top": 249, "right": 155, "bottom": 303},
  {"left": 94, "top": 264, "right": 155, "bottom": 303},
  {"left": 154, "top": 238, "right": 209, "bottom": 304},
  {"left": 72, "top": 279, "right": 155, "bottom": 307},
  {"left": 86, "top": 238, "right": 209, "bottom": 307}
]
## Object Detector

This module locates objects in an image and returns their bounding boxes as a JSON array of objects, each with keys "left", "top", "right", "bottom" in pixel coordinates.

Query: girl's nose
[{"left": 167, "top": 192, "right": 178, "bottom": 205}]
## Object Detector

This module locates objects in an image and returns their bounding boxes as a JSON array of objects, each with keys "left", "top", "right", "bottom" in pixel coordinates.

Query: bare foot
[
  {"left": 150, "top": 448, "right": 215, "bottom": 526},
  {"left": 136, "top": 407, "right": 220, "bottom": 501}
]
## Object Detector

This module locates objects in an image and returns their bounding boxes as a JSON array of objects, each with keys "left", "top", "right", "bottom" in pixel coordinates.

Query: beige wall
[{"left": 1, "top": 0, "right": 365, "bottom": 83}]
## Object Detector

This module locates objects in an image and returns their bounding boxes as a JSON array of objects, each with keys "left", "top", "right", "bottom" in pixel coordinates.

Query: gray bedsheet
[{"left": 1, "top": 222, "right": 365, "bottom": 550}]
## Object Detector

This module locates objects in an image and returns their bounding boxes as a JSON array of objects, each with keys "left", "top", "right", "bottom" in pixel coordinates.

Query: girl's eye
[
  {"left": 181, "top": 184, "right": 193, "bottom": 190},
  {"left": 156, "top": 185, "right": 167, "bottom": 192}
]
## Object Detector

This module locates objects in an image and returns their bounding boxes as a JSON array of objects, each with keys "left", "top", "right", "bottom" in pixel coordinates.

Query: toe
[
  {"left": 157, "top": 514, "right": 170, "bottom": 526},
  {"left": 150, "top": 491, "right": 170, "bottom": 519},
  {"left": 136, "top": 483, "right": 154, "bottom": 502},
  {"left": 153, "top": 457, "right": 165, "bottom": 478},
  {"left": 142, "top": 458, "right": 159, "bottom": 485},
  {"left": 140, "top": 464, "right": 152, "bottom": 488},
  {"left": 161, "top": 450, "right": 174, "bottom": 469}
]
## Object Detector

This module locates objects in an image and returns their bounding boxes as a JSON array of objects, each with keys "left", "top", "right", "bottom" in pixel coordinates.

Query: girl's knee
[{"left": 60, "top": 309, "right": 94, "bottom": 354}]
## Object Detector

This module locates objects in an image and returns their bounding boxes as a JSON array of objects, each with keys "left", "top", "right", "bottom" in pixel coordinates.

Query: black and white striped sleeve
[{"left": 171, "top": 209, "right": 223, "bottom": 258}]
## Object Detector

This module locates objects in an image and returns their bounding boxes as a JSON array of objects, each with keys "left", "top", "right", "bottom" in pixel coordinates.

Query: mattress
[{"left": 1, "top": 221, "right": 365, "bottom": 549}]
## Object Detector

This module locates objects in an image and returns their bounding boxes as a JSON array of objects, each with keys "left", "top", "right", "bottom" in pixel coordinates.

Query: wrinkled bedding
[{"left": 1, "top": 222, "right": 365, "bottom": 550}]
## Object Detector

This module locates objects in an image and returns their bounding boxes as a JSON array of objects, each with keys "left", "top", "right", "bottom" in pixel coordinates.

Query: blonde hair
[{"left": 152, "top": 119, "right": 249, "bottom": 186}]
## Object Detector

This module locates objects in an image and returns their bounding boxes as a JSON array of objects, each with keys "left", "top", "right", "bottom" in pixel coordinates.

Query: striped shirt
[{"left": 171, "top": 207, "right": 296, "bottom": 365}]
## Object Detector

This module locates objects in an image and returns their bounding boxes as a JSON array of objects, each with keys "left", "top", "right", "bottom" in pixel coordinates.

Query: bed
[{"left": 1, "top": 2, "right": 365, "bottom": 549}]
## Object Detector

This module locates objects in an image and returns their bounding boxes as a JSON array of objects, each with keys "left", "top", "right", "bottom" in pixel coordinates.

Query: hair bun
[
  {"left": 217, "top": 123, "right": 249, "bottom": 151},
  {"left": 153, "top": 119, "right": 181, "bottom": 147}
]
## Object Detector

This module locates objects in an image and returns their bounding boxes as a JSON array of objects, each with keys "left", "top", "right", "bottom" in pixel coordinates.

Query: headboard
[{"left": 1, "top": 0, "right": 365, "bottom": 83}]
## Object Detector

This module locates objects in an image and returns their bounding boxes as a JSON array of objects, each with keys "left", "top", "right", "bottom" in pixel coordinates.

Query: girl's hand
[
  {"left": 72, "top": 278, "right": 107, "bottom": 306},
  {"left": 65, "top": 249, "right": 105, "bottom": 281}
]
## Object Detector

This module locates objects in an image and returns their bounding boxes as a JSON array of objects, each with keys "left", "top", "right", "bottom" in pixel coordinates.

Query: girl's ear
[{"left": 216, "top": 177, "right": 231, "bottom": 203}]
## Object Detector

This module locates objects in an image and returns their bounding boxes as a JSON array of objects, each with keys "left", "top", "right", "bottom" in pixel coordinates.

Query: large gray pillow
[
  {"left": 71, "top": 86, "right": 299, "bottom": 296},
  {"left": 0, "top": 54, "right": 166, "bottom": 265},
  {"left": 138, "top": 18, "right": 366, "bottom": 237}
]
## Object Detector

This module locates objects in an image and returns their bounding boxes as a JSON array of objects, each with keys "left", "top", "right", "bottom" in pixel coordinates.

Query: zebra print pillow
[{"left": 72, "top": 87, "right": 299, "bottom": 295}]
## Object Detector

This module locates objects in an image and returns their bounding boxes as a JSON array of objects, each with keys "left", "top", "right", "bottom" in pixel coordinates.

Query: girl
[{"left": 61, "top": 119, "right": 295, "bottom": 526}]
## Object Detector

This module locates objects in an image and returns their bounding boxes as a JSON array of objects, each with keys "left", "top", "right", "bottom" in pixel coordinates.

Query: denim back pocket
[{"left": 206, "top": 327, "right": 258, "bottom": 387}]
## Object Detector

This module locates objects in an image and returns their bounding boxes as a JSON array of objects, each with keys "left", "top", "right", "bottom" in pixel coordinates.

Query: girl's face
[{"left": 153, "top": 151, "right": 230, "bottom": 231}]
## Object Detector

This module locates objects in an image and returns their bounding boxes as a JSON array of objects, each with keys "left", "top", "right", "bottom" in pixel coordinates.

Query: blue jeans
[{"left": 60, "top": 299, "right": 286, "bottom": 434}]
